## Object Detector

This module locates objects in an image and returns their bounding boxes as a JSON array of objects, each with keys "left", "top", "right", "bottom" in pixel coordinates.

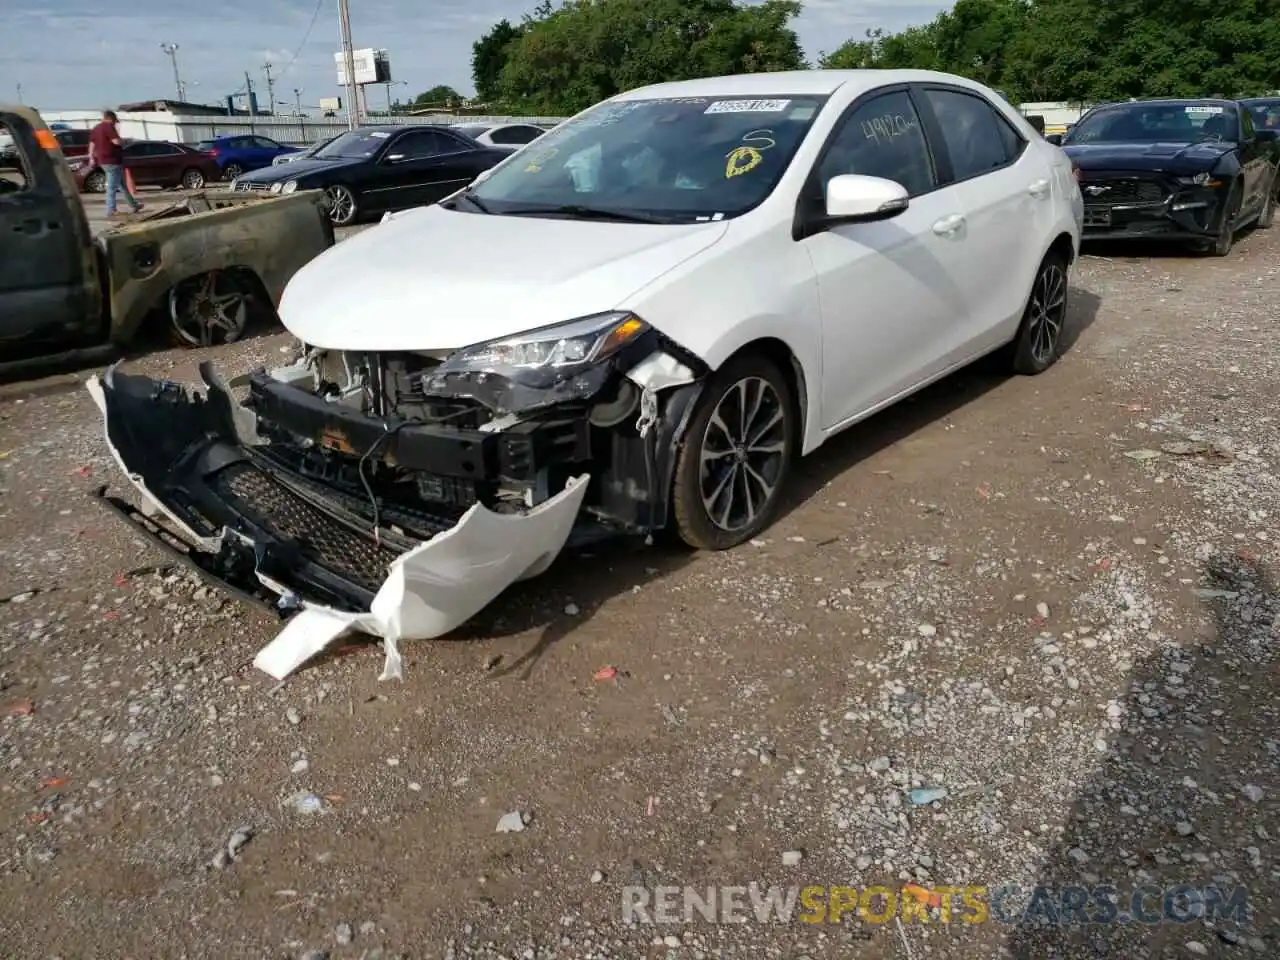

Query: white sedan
[
  {"left": 89, "top": 69, "right": 1084, "bottom": 671},
  {"left": 450, "top": 121, "right": 548, "bottom": 151}
]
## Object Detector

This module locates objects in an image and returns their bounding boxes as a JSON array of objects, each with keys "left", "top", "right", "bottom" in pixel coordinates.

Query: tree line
[{"left": 410, "top": 0, "right": 1280, "bottom": 116}]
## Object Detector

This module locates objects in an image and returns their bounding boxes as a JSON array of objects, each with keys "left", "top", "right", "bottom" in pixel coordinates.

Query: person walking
[{"left": 88, "top": 110, "right": 143, "bottom": 216}]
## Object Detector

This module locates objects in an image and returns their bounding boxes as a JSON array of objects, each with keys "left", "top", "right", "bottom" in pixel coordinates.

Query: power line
[{"left": 278, "top": 0, "right": 328, "bottom": 80}]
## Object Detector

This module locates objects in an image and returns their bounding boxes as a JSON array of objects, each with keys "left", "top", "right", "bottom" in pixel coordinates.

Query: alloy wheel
[
  {"left": 324, "top": 185, "right": 357, "bottom": 225},
  {"left": 168, "top": 271, "right": 249, "bottom": 346},
  {"left": 182, "top": 168, "right": 205, "bottom": 190},
  {"left": 85, "top": 169, "right": 106, "bottom": 193},
  {"left": 698, "top": 376, "right": 788, "bottom": 533},
  {"left": 1027, "top": 262, "right": 1067, "bottom": 366}
]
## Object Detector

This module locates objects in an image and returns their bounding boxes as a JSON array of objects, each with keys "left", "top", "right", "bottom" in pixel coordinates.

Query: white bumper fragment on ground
[
  {"left": 87, "top": 369, "right": 591, "bottom": 682},
  {"left": 253, "top": 475, "right": 589, "bottom": 680}
]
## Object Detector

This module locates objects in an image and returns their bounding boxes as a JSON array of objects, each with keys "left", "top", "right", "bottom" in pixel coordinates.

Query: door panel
[
  {"left": 0, "top": 115, "right": 93, "bottom": 348},
  {"left": 918, "top": 86, "right": 1045, "bottom": 355},
  {"left": 374, "top": 131, "right": 475, "bottom": 209},
  {"left": 800, "top": 89, "right": 971, "bottom": 427}
]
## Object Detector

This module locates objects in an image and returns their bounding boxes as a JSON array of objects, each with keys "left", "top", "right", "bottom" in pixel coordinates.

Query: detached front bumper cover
[{"left": 86, "top": 363, "right": 589, "bottom": 680}]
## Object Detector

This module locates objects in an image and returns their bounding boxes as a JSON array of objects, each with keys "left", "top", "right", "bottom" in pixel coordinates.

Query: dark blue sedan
[{"left": 194, "top": 134, "right": 300, "bottom": 180}]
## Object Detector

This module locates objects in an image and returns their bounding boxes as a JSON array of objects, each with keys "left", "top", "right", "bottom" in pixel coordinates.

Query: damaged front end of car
[{"left": 88, "top": 312, "right": 709, "bottom": 678}]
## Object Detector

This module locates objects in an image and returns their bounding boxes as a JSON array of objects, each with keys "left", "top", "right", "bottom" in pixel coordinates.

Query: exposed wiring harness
[{"left": 357, "top": 421, "right": 408, "bottom": 545}]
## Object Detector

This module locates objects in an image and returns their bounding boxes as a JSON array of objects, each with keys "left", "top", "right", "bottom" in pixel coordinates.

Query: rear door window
[{"left": 923, "top": 88, "right": 1027, "bottom": 181}]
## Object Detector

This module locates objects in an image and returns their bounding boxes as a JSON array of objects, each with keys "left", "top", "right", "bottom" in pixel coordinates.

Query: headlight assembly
[
  {"left": 1177, "top": 172, "right": 1221, "bottom": 187},
  {"left": 422, "top": 312, "right": 652, "bottom": 414},
  {"left": 282, "top": 180, "right": 298, "bottom": 195},
  {"left": 269, "top": 182, "right": 283, "bottom": 194}
]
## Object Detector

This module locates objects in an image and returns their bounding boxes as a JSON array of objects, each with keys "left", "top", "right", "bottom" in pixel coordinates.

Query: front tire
[
  {"left": 1200, "top": 181, "right": 1241, "bottom": 257},
  {"left": 84, "top": 168, "right": 106, "bottom": 193},
  {"left": 324, "top": 184, "right": 358, "bottom": 225},
  {"left": 671, "top": 354, "right": 797, "bottom": 550},
  {"left": 1007, "top": 251, "right": 1069, "bottom": 375},
  {"left": 1257, "top": 175, "right": 1275, "bottom": 229},
  {"left": 181, "top": 168, "right": 205, "bottom": 190}
]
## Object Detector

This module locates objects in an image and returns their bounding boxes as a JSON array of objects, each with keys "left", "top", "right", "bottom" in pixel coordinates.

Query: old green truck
[{"left": 0, "top": 104, "right": 333, "bottom": 376}]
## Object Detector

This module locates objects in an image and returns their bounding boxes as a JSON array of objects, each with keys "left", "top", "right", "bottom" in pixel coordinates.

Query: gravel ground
[{"left": 0, "top": 224, "right": 1276, "bottom": 959}]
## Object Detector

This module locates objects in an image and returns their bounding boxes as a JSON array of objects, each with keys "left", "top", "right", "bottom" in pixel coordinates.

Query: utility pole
[
  {"left": 244, "top": 71, "right": 256, "bottom": 116},
  {"left": 337, "top": 0, "right": 359, "bottom": 128},
  {"left": 293, "top": 88, "right": 303, "bottom": 117},
  {"left": 160, "top": 42, "right": 186, "bottom": 102},
  {"left": 262, "top": 61, "right": 276, "bottom": 115}
]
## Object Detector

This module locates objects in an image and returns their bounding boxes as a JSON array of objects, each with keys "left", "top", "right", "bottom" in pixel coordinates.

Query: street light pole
[
  {"left": 160, "top": 42, "right": 186, "bottom": 102},
  {"left": 337, "top": 0, "right": 359, "bottom": 128},
  {"left": 294, "top": 88, "right": 303, "bottom": 117}
]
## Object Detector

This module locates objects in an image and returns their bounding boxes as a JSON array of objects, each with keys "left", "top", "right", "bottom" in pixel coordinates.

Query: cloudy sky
[{"left": 2, "top": 0, "right": 949, "bottom": 112}]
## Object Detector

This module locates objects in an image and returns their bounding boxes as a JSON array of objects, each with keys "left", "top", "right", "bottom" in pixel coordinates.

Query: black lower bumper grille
[
  {"left": 1082, "top": 179, "right": 1167, "bottom": 204},
  {"left": 214, "top": 462, "right": 398, "bottom": 594}
]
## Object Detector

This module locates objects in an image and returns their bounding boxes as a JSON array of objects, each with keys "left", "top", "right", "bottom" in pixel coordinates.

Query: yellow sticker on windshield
[
  {"left": 725, "top": 146, "right": 762, "bottom": 178},
  {"left": 524, "top": 146, "right": 558, "bottom": 173}
]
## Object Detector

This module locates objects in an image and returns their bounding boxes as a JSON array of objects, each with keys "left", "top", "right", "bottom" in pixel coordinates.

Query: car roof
[
  {"left": 1240, "top": 96, "right": 1280, "bottom": 104},
  {"left": 613, "top": 69, "right": 998, "bottom": 102},
  {"left": 1092, "top": 98, "right": 1238, "bottom": 108}
]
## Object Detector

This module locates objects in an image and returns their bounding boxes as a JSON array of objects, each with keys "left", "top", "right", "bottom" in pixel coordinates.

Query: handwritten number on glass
[{"left": 861, "top": 114, "right": 916, "bottom": 145}]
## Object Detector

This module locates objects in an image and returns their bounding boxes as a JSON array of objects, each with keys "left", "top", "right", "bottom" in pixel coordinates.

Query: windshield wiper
[
  {"left": 499, "top": 203, "right": 669, "bottom": 224},
  {"left": 452, "top": 191, "right": 492, "bottom": 214}
]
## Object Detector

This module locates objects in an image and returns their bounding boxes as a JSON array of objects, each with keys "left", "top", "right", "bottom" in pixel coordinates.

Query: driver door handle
[
  {"left": 1028, "top": 178, "right": 1051, "bottom": 198},
  {"left": 932, "top": 214, "right": 965, "bottom": 237}
]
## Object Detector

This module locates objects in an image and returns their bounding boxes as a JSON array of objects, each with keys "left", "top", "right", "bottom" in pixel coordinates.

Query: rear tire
[
  {"left": 1006, "top": 251, "right": 1070, "bottom": 375},
  {"left": 670, "top": 354, "right": 797, "bottom": 551}
]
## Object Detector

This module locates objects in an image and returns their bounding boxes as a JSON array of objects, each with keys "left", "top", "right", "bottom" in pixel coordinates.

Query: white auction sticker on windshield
[
  {"left": 705, "top": 99, "right": 791, "bottom": 114},
  {"left": 1184, "top": 105, "right": 1224, "bottom": 114},
  {"left": 369, "top": 131, "right": 391, "bottom": 137}
]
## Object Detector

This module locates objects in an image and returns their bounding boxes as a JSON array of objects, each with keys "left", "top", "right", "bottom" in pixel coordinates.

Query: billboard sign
[{"left": 335, "top": 49, "right": 391, "bottom": 86}]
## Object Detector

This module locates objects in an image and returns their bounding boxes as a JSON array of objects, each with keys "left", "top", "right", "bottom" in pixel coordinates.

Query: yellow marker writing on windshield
[
  {"left": 524, "top": 147, "right": 558, "bottom": 173},
  {"left": 725, "top": 146, "right": 762, "bottom": 178}
]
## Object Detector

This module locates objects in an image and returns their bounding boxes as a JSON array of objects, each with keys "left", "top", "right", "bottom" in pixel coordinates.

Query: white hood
[{"left": 279, "top": 205, "right": 729, "bottom": 351}]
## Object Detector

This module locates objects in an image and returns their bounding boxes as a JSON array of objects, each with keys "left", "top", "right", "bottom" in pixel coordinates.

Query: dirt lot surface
[{"left": 0, "top": 224, "right": 1277, "bottom": 959}]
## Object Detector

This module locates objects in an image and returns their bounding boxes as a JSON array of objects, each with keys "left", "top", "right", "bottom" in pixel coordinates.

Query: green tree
[
  {"left": 413, "top": 85, "right": 464, "bottom": 107},
  {"left": 489, "top": 0, "right": 806, "bottom": 116},
  {"left": 471, "top": 19, "right": 525, "bottom": 103},
  {"left": 823, "top": 0, "right": 1280, "bottom": 105}
]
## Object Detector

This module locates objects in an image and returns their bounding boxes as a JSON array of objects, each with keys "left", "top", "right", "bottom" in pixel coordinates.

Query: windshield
[
  {"left": 314, "top": 130, "right": 393, "bottom": 159},
  {"left": 1244, "top": 100, "right": 1280, "bottom": 131},
  {"left": 1065, "top": 102, "right": 1239, "bottom": 144},
  {"left": 467, "top": 95, "right": 828, "bottom": 222}
]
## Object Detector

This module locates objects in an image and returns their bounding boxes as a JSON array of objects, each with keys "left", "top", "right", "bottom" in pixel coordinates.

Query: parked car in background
[
  {"left": 1241, "top": 96, "right": 1280, "bottom": 133},
  {"left": 230, "top": 125, "right": 507, "bottom": 224},
  {"left": 54, "top": 128, "right": 91, "bottom": 159},
  {"left": 449, "top": 122, "right": 548, "bottom": 152},
  {"left": 71, "top": 140, "right": 222, "bottom": 192},
  {"left": 1051, "top": 98, "right": 1278, "bottom": 255},
  {"left": 273, "top": 134, "right": 338, "bottom": 165},
  {"left": 194, "top": 134, "right": 300, "bottom": 179},
  {"left": 95, "top": 69, "right": 1084, "bottom": 659}
]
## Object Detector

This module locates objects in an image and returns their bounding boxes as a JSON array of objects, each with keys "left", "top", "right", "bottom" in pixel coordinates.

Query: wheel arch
[{"left": 715, "top": 336, "right": 810, "bottom": 458}]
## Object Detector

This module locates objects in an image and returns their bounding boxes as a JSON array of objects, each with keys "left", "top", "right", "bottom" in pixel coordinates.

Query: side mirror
[
  {"left": 1045, "top": 133, "right": 1064, "bottom": 146},
  {"left": 1028, "top": 115, "right": 1046, "bottom": 135},
  {"left": 824, "top": 174, "right": 909, "bottom": 223}
]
